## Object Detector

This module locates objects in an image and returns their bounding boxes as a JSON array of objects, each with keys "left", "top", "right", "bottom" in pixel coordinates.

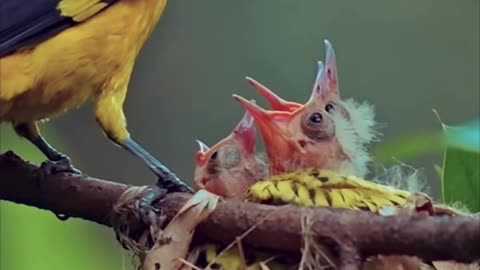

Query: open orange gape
[
  {"left": 194, "top": 40, "right": 380, "bottom": 199},
  {"left": 234, "top": 40, "right": 379, "bottom": 178}
]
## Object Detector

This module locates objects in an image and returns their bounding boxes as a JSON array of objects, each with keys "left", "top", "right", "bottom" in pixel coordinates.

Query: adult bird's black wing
[{"left": 0, "top": 0, "right": 118, "bottom": 57}]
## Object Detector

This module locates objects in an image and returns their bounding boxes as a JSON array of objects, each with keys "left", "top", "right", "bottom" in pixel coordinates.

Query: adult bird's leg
[
  {"left": 13, "top": 121, "right": 80, "bottom": 221},
  {"left": 122, "top": 139, "right": 194, "bottom": 223},
  {"left": 13, "top": 121, "right": 81, "bottom": 175},
  {"left": 94, "top": 89, "right": 193, "bottom": 224},
  {"left": 122, "top": 138, "right": 193, "bottom": 191}
]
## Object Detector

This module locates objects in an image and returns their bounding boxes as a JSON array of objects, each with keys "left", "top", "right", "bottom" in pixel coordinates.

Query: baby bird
[
  {"left": 235, "top": 40, "right": 378, "bottom": 178},
  {"left": 193, "top": 108, "right": 267, "bottom": 198},
  {"left": 191, "top": 108, "right": 296, "bottom": 270}
]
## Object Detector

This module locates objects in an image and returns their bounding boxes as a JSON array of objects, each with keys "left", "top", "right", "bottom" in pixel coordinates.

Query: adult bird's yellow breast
[{"left": 0, "top": 0, "right": 167, "bottom": 122}]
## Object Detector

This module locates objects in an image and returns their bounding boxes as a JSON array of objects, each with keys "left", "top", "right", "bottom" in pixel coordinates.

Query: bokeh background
[{"left": 1, "top": 0, "right": 479, "bottom": 269}]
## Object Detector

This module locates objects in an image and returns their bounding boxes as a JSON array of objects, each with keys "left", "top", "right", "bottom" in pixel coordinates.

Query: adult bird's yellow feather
[{"left": 0, "top": 0, "right": 192, "bottom": 198}]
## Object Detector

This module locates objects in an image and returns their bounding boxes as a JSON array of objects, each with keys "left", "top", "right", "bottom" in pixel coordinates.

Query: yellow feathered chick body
[{"left": 247, "top": 169, "right": 412, "bottom": 212}]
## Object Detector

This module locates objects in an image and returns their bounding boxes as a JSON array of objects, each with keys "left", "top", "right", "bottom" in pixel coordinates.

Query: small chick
[
  {"left": 191, "top": 109, "right": 295, "bottom": 270},
  {"left": 194, "top": 109, "right": 267, "bottom": 198},
  {"left": 235, "top": 40, "right": 378, "bottom": 177}
]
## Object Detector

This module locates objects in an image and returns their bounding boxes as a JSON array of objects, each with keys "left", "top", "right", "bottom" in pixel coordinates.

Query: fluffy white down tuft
[{"left": 331, "top": 98, "right": 380, "bottom": 177}]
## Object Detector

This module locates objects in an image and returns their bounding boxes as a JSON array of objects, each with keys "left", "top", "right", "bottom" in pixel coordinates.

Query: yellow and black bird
[{"left": 0, "top": 0, "right": 192, "bottom": 201}]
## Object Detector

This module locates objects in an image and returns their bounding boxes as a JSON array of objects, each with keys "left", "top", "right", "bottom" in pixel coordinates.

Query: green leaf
[
  {"left": 443, "top": 120, "right": 480, "bottom": 152},
  {"left": 441, "top": 119, "right": 480, "bottom": 212}
]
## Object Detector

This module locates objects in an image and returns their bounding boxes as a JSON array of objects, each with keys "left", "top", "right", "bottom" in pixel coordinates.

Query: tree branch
[{"left": 1, "top": 151, "right": 479, "bottom": 263}]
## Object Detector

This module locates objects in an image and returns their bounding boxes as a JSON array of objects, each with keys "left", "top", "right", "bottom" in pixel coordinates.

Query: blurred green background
[{"left": 0, "top": 0, "right": 478, "bottom": 269}]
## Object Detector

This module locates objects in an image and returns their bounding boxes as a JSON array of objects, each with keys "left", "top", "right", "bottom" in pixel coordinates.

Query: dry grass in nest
[{"left": 111, "top": 185, "right": 156, "bottom": 259}]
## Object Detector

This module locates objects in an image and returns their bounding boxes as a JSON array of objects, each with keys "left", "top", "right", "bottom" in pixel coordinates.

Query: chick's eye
[
  {"left": 325, "top": 103, "right": 335, "bottom": 113},
  {"left": 308, "top": 112, "right": 323, "bottom": 125},
  {"left": 302, "top": 111, "right": 335, "bottom": 141}
]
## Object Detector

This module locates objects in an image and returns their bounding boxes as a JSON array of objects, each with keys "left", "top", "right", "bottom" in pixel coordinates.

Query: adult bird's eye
[
  {"left": 325, "top": 103, "right": 335, "bottom": 113},
  {"left": 210, "top": 151, "right": 218, "bottom": 160},
  {"left": 308, "top": 112, "right": 323, "bottom": 125}
]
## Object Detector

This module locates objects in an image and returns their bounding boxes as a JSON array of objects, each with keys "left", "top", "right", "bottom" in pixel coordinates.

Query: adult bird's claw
[
  {"left": 136, "top": 185, "right": 167, "bottom": 225},
  {"left": 40, "top": 155, "right": 82, "bottom": 176},
  {"left": 38, "top": 155, "right": 81, "bottom": 222}
]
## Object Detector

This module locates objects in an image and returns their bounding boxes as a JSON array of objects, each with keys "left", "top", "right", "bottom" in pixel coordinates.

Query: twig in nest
[
  {"left": 299, "top": 214, "right": 337, "bottom": 270},
  {"left": 112, "top": 185, "right": 154, "bottom": 255},
  {"left": 204, "top": 205, "right": 286, "bottom": 270},
  {"left": 113, "top": 187, "right": 220, "bottom": 270}
]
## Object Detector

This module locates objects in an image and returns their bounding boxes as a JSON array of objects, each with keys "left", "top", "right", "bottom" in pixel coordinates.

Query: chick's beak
[
  {"left": 231, "top": 109, "right": 257, "bottom": 154},
  {"left": 245, "top": 76, "right": 301, "bottom": 112},
  {"left": 233, "top": 94, "right": 302, "bottom": 173},
  {"left": 233, "top": 94, "right": 279, "bottom": 137},
  {"left": 196, "top": 139, "right": 210, "bottom": 153},
  {"left": 194, "top": 139, "right": 212, "bottom": 190},
  {"left": 324, "top": 39, "right": 339, "bottom": 95},
  {"left": 308, "top": 40, "right": 339, "bottom": 102}
]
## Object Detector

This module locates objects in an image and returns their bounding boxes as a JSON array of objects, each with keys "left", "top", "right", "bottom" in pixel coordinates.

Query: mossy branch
[{"left": 0, "top": 151, "right": 479, "bottom": 269}]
